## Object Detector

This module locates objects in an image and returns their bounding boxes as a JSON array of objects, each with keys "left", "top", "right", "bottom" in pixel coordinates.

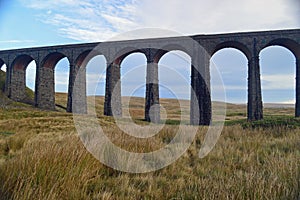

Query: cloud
[
  {"left": 21, "top": 0, "right": 139, "bottom": 42},
  {"left": 262, "top": 74, "right": 295, "bottom": 90},
  {"left": 133, "top": 0, "right": 299, "bottom": 34},
  {"left": 20, "top": 0, "right": 299, "bottom": 42}
]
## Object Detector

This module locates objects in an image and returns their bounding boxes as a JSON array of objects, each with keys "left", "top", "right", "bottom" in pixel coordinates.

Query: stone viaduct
[{"left": 0, "top": 29, "right": 299, "bottom": 125}]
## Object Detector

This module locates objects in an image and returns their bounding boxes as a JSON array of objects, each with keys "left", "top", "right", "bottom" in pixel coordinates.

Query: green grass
[{"left": 0, "top": 132, "right": 15, "bottom": 137}]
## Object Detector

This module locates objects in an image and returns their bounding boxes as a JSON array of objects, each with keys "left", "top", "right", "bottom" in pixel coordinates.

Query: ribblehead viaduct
[{"left": 0, "top": 29, "right": 300, "bottom": 125}]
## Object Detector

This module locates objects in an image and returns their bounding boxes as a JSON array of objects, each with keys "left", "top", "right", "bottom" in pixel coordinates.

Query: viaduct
[{"left": 0, "top": 29, "right": 299, "bottom": 125}]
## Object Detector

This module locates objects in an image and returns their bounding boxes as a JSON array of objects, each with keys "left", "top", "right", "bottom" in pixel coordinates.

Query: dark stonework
[
  {"left": 67, "top": 64, "right": 87, "bottom": 114},
  {"left": 190, "top": 47, "right": 212, "bottom": 126},
  {"left": 0, "top": 29, "right": 299, "bottom": 124},
  {"left": 145, "top": 61, "right": 160, "bottom": 123},
  {"left": 104, "top": 63, "right": 122, "bottom": 117},
  {"left": 190, "top": 65, "right": 200, "bottom": 125},
  {"left": 10, "top": 69, "right": 26, "bottom": 102},
  {"left": 247, "top": 38, "right": 263, "bottom": 121},
  {"left": 247, "top": 55, "right": 263, "bottom": 121},
  {"left": 191, "top": 73, "right": 210, "bottom": 125},
  {"left": 296, "top": 58, "right": 300, "bottom": 117},
  {"left": 35, "top": 66, "right": 55, "bottom": 110}
]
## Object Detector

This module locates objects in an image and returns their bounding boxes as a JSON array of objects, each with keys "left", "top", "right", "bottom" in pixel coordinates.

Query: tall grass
[
  {"left": 0, "top": 121, "right": 299, "bottom": 199},
  {"left": 0, "top": 94, "right": 299, "bottom": 199}
]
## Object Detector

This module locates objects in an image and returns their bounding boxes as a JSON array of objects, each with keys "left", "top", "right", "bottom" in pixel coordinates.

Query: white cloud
[
  {"left": 20, "top": 0, "right": 299, "bottom": 42},
  {"left": 261, "top": 74, "right": 295, "bottom": 90}
]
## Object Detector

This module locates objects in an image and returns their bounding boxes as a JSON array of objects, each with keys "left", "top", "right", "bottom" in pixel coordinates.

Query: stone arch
[
  {"left": 113, "top": 48, "right": 144, "bottom": 66},
  {"left": 10, "top": 54, "right": 35, "bottom": 102},
  {"left": 12, "top": 54, "right": 34, "bottom": 71},
  {"left": 263, "top": 38, "right": 300, "bottom": 58},
  {"left": 212, "top": 41, "right": 251, "bottom": 60},
  {"left": 36, "top": 52, "right": 69, "bottom": 110},
  {"left": 154, "top": 44, "right": 192, "bottom": 64},
  {"left": 74, "top": 49, "right": 107, "bottom": 67},
  {"left": 70, "top": 50, "right": 108, "bottom": 114},
  {"left": 41, "top": 52, "right": 67, "bottom": 69}
]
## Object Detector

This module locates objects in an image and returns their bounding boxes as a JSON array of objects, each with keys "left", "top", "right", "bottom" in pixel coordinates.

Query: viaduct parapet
[{"left": 0, "top": 29, "right": 299, "bottom": 125}]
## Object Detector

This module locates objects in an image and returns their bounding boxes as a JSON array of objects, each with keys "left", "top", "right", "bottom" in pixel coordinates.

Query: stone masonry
[{"left": 0, "top": 29, "right": 299, "bottom": 125}]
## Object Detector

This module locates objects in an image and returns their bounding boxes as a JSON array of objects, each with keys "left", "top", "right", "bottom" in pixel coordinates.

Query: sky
[{"left": 0, "top": 0, "right": 299, "bottom": 104}]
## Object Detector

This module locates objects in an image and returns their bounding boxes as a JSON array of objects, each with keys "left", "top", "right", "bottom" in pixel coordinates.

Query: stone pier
[
  {"left": 104, "top": 63, "right": 122, "bottom": 117},
  {"left": 296, "top": 58, "right": 300, "bottom": 117},
  {"left": 145, "top": 59, "right": 160, "bottom": 123}
]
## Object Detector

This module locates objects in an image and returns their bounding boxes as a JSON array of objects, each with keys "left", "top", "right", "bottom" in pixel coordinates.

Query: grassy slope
[
  {"left": 0, "top": 70, "right": 35, "bottom": 107},
  {"left": 0, "top": 93, "right": 299, "bottom": 199},
  {"left": 0, "top": 71, "right": 13, "bottom": 107}
]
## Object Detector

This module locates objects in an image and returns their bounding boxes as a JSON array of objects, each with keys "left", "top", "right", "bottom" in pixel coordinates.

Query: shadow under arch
[
  {"left": 0, "top": 59, "right": 4, "bottom": 68},
  {"left": 0, "top": 60, "right": 6, "bottom": 93},
  {"left": 36, "top": 52, "right": 69, "bottom": 110},
  {"left": 10, "top": 54, "right": 35, "bottom": 102}
]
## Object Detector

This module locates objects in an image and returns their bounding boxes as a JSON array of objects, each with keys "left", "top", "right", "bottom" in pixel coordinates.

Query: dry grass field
[
  {"left": 0, "top": 70, "right": 299, "bottom": 199},
  {"left": 0, "top": 90, "right": 299, "bottom": 200}
]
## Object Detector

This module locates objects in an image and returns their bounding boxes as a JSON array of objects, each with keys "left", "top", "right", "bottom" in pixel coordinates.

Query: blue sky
[{"left": 0, "top": 0, "right": 299, "bottom": 103}]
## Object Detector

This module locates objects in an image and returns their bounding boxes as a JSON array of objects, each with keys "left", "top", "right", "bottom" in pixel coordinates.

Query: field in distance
[{"left": 0, "top": 92, "right": 299, "bottom": 199}]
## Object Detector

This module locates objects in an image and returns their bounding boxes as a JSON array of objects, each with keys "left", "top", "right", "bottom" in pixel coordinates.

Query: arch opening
[
  {"left": 54, "top": 57, "right": 70, "bottom": 111},
  {"left": 37, "top": 52, "right": 69, "bottom": 111},
  {"left": 260, "top": 45, "right": 296, "bottom": 116},
  {"left": 25, "top": 60, "right": 36, "bottom": 104},
  {"left": 85, "top": 55, "right": 107, "bottom": 115},
  {"left": 211, "top": 48, "right": 248, "bottom": 120},
  {"left": 120, "top": 52, "right": 147, "bottom": 120},
  {"left": 0, "top": 61, "right": 5, "bottom": 71},
  {"left": 158, "top": 50, "right": 191, "bottom": 123}
]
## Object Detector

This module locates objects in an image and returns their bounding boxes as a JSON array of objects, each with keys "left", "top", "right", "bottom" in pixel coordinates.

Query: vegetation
[{"left": 0, "top": 72, "right": 299, "bottom": 199}]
